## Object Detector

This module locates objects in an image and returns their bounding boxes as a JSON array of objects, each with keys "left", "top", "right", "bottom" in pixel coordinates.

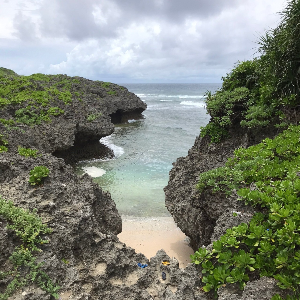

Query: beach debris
[
  {"left": 137, "top": 263, "right": 148, "bottom": 268},
  {"left": 161, "top": 260, "right": 170, "bottom": 266},
  {"left": 162, "top": 271, "right": 166, "bottom": 280}
]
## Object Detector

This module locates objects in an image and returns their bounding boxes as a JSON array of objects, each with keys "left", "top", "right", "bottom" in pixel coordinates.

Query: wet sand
[{"left": 118, "top": 216, "right": 194, "bottom": 268}]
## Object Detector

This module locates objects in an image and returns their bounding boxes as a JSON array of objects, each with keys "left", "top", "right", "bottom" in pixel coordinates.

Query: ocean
[{"left": 75, "top": 83, "right": 221, "bottom": 217}]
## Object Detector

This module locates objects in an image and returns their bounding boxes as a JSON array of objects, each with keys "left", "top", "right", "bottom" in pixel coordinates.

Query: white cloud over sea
[{"left": 0, "top": 0, "right": 287, "bottom": 83}]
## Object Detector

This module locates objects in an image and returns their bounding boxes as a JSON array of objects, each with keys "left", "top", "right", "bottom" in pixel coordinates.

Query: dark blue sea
[{"left": 76, "top": 83, "right": 221, "bottom": 217}]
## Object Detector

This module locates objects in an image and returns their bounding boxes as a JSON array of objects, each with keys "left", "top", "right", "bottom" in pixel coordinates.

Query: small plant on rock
[
  {"left": 18, "top": 146, "right": 38, "bottom": 158},
  {"left": 0, "top": 134, "right": 8, "bottom": 152},
  {"left": 107, "top": 90, "right": 117, "bottom": 96},
  {"left": 100, "top": 82, "right": 111, "bottom": 88},
  {"left": 28, "top": 166, "right": 49, "bottom": 185},
  {"left": 0, "top": 196, "right": 59, "bottom": 299},
  {"left": 87, "top": 112, "right": 102, "bottom": 122}
]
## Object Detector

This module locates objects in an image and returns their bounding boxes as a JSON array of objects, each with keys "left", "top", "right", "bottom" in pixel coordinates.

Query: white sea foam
[
  {"left": 100, "top": 136, "right": 125, "bottom": 157},
  {"left": 178, "top": 95, "right": 206, "bottom": 99},
  {"left": 137, "top": 93, "right": 206, "bottom": 99},
  {"left": 160, "top": 100, "right": 173, "bottom": 102},
  {"left": 83, "top": 166, "right": 106, "bottom": 177},
  {"left": 180, "top": 101, "right": 206, "bottom": 108}
]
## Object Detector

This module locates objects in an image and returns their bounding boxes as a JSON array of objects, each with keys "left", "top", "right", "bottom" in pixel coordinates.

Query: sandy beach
[{"left": 118, "top": 216, "right": 194, "bottom": 268}]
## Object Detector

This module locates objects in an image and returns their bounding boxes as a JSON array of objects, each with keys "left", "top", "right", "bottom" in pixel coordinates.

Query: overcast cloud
[{"left": 0, "top": 0, "right": 287, "bottom": 83}]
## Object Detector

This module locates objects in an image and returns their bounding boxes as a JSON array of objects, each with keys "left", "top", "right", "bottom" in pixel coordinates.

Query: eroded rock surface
[
  {"left": 164, "top": 124, "right": 285, "bottom": 299},
  {"left": 1, "top": 75, "right": 146, "bottom": 156},
  {"left": 0, "top": 73, "right": 207, "bottom": 299},
  {"left": 217, "top": 277, "right": 289, "bottom": 300},
  {"left": 164, "top": 125, "right": 279, "bottom": 250}
]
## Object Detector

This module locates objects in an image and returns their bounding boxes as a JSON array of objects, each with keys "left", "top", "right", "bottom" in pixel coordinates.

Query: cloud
[
  {"left": 0, "top": 0, "right": 288, "bottom": 82},
  {"left": 13, "top": 10, "right": 38, "bottom": 41},
  {"left": 19, "top": 0, "right": 242, "bottom": 42}
]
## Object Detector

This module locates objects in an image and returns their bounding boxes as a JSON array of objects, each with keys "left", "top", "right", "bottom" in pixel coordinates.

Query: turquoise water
[{"left": 76, "top": 83, "right": 221, "bottom": 217}]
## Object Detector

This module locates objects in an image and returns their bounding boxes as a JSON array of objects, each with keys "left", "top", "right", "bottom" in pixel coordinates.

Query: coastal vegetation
[
  {"left": 87, "top": 112, "right": 102, "bottom": 122},
  {"left": 0, "top": 72, "right": 119, "bottom": 128},
  {"left": 192, "top": 125, "right": 300, "bottom": 299},
  {"left": 0, "top": 67, "right": 18, "bottom": 77},
  {"left": 192, "top": 0, "right": 300, "bottom": 298},
  {"left": 28, "top": 166, "right": 50, "bottom": 186},
  {"left": 0, "top": 74, "right": 77, "bottom": 126},
  {"left": 0, "top": 134, "right": 8, "bottom": 152},
  {"left": 200, "top": 1, "right": 300, "bottom": 143},
  {"left": 18, "top": 147, "right": 38, "bottom": 158},
  {"left": 0, "top": 196, "right": 59, "bottom": 299}
]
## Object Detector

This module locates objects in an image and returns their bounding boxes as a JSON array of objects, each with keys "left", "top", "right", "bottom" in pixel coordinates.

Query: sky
[{"left": 0, "top": 0, "right": 288, "bottom": 83}]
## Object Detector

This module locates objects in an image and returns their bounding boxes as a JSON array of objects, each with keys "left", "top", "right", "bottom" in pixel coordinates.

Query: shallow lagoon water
[{"left": 76, "top": 83, "right": 221, "bottom": 217}]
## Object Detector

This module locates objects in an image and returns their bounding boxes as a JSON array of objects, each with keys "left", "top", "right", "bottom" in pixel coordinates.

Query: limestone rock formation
[
  {"left": 0, "top": 71, "right": 207, "bottom": 299},
  {"left": 164, "top": 125, "right": 279, "bottom": 251}
]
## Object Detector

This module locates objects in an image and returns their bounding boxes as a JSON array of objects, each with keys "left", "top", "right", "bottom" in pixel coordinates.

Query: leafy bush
[
  {"left": 0, "top": 74, "right": 76, "bottom": 126},
  {"left": 0, "top": 67, "right": 18, "bottom": 77},
  {"left": 0, "top": 119, "right": 15, "bottom": 126},
  {"left": 200, "top": 0, "right": 300, "bottom": 143},
  {"left": 0, "top": 196, "right": 59, "bottom": 299},
  {"left": 258, "top": 0, "right": 300, "bottom": 99},
  {"left": 107, "top": 90, "right": 117, "bottom": 96},
  {"left": 200, "top": 123, "right": 229, "bottom": 143},
  {"left": 200, "top": 87, "right": 251, "bottom": 141},
  {"left": 87, "top": 112, "right": 102, "bottom": 122},
  {"left": 193, "top": 125, "right": 300, "bottom": 299},
  {"left": 28, "top": 166, "right": 49, "bottom": 185},
  {"left": 100, "top": 82, "right": 111, "bottom": 88},
  {"left": 18, "top": 146, "right": 38, "bottom": 158},
  {"left": 0, "top": 134, "right": 8, "bottom": 152},
  {"left": 221, "top": 59, "right": 260, "bottom": 93}
]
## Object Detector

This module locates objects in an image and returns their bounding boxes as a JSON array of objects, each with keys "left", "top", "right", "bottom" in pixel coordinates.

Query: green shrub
[
  {"left": 221, "top": 59, "right": 260, "bottom": 93},
  {"left": 0, "top": 196, "right": 59, "bottom": 299},
  {"left": 200, "top": 123, "right": 228, "bottom": 143},
  {"left": 18, "top": 146, "right": 38, "bottom": 158},
  {"left": 258, "top": 0, "right": 300, "bottom": 99},
  {"left": 0, "top": 119, "right": 15, "bottom": 126},
  {"left": 87, "top": 112, "right": 102, "bottom": 122},
  {"left": 100, "top": 82, "right": 111, "bottom": 88},
  {"left": 107, "top": 90, "right": 117, "bottom": 96},
  {"left": 201, "top": 0, "right": 300, "bottom": 143},
  {"left": 28, "top": 166, "right": 49, "bottom": 185},
  {"left": 0, "top": 134, "right": 8, "bottom": 152},
  {"left": 0, "top": 74, "right": 72, "bottom": 126},
  {"left": 0, "top": 67, "right": 18, "bottom": 77},
  {"left": 192, "top": 125, "right": 300, "bottom": 299},
  {"left": 200, "top": 87, "right": 250, "bottom": 141},
  {"left": 47, "top": 107, "right": 64, "bottom": 116}
]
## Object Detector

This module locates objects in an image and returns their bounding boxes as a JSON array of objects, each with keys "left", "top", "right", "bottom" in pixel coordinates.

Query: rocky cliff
[
  {"left": 0, "top": 71, "right": 208, "bottom": 300},
  {"left": 0, "top": 70, "right": 291, "bottom": 300},
  {"left": 164, "top": 124, "right": 281, "bottom": 250},
  {"left": 164, "top": 124, "right": 293, "bottom": 300}
]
